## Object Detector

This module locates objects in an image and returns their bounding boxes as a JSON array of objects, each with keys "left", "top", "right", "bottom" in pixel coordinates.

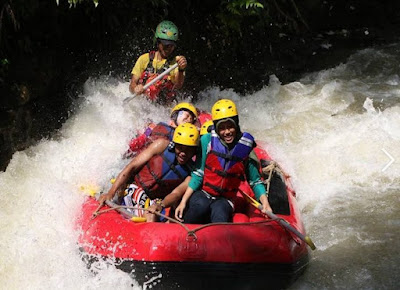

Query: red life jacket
[
  {"left": 202, "top": 131, "right": 255, "bottom": 199},
  {"left": 134, "top": 145, "right": 193, "bottom": 199},
  {"left": 128, "top": 122, "right": 174, "bottom": 154},
  {"left": 139, "top": 51, "right": 176, "bottom": 105},
  {"left": 148, "top": 122, "right": 175, "bottom": 143}
]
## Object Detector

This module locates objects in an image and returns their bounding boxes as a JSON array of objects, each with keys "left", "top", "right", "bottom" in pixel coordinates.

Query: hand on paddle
[
  {"left": 98, "top": 191, "right": 114, "bottom": 206},
  {"left": 133, "top": 84, "right": 145, "bottom": 95},
  {"left": 259, "top": 194, "right": 273, "bottom": 214},
  {"left": 176, "top": 56, "right": 187, "bottom": 71}
]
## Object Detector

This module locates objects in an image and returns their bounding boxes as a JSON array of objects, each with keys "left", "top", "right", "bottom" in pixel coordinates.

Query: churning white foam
[{"left": 1, "top": 44, "right": 399, "bottom": 289}]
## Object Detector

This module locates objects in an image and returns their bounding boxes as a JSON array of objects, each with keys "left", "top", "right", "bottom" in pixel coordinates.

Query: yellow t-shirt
[{"left": 131, "top": 53, "right": 180, "bottom": 84}]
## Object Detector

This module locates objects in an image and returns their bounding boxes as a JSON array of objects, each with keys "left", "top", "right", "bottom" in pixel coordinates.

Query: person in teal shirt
[{"left": 175, "top": 99, "right": 272, "bottom": 223}]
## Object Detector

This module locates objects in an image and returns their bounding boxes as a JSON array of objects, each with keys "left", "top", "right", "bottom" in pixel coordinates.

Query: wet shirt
[{"left": 131, "top": 53, "right": 181, "bottom": 83}]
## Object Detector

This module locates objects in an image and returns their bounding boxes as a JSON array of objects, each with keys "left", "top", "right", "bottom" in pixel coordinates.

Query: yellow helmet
[
  {"left": 171, "top": 102, "right": 198, "bottom": 119},
  {"left": 211, "top": 99, "right": 238, "bottom": 121},
  {"left": 173, "top": 123, "right": 199, "bottom": 146},
  {"left": 200, "top": 120, "right": 214, "bottom": 135}
]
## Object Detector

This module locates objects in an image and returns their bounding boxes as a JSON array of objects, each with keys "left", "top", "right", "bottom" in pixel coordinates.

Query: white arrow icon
[{"left": 381, "top": 148, "right": 395, "bottom": 172}]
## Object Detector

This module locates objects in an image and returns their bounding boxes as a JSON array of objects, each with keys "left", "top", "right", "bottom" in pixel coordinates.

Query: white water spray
[{"left": 1, "top": 44, "right": 399, "bottom": 289}]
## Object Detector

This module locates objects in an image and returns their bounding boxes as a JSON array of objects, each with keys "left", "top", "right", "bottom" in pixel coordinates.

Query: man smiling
[
  {"left": 175, "top": 99, "right": 272, "bottom": 223},
  {"left": 99, "top": 123, "right": 199, "bottom": 222}
]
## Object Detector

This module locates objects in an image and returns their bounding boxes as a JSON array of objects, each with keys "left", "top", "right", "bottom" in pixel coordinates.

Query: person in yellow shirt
[{"left": 129, "top": 20, "right": 187, "bottom": 105}]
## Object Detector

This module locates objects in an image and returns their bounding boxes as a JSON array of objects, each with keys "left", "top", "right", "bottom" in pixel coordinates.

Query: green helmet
[{"left": 155, "top": 21, "right": 179, "bottom": 43}]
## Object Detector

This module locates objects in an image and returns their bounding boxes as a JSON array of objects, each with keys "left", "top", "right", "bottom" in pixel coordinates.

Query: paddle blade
[
  {"left": 79, "top": 185, "right": 99, "bottom": 197},
  {"left": 305, "top": 236, "right": 316, "bottom": 250},
  {"left": 131, "top": 216, "right": 147, "bottom": 223}
]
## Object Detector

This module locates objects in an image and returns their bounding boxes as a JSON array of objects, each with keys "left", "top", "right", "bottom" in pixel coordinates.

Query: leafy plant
[
  {"left": 55, "top": 0, "right": 98, "bottom": 7},
  {"left": 227, "top": 0, "right": 264, "bottom": 13},
  {"left": 217, "top": 0, "right": 266, "bottom": 37}
]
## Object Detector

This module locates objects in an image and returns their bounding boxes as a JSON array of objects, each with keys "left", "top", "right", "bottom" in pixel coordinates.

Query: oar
[
  {"left": 123, "top": 63, "right": 179, "bottom": 104},
  {"left": 238, "top": 188, "right": 316, "bottom": 250},
  {"left": 104, "top": 199, "right": 147, "bottom": 222}
]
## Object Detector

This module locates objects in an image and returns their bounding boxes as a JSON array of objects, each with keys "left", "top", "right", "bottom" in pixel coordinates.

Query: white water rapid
[{"left": 1, "top": 43, "right": 399, "bottom": 289}]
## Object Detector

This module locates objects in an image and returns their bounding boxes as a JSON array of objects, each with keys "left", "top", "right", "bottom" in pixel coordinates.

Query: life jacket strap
[
  {"left": 210, "top": 149, "right": 242, "bottom": 162},
  {"left": 152, "top": 131, "right": 172, "bottom": 138},
  {"left": 140, "top": 51, "right": 171, "bottom": 85},
  {"left": 148, "top": 51, "right": 171, "bottom": 74},
  {"left": 135, "top": 174, "right": 151, "bottom": 194},
  {"left": 161, "top": 154, "right": 184, "bottom": 180},
  {"left": 204, "top": 182, "right": 237, "bottom": 196},
  {"left": 204, "top": 182, "right": 225, "bottom": 195},
  {"left": 205, "top": 164, "right": 245, "bottom": 180},
  {"left": 136, "top": 162, "right": 164, "bottom": 194}
]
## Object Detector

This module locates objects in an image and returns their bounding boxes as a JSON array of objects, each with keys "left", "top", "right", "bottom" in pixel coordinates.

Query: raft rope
[
  {"left": 261, "top": 160, "right": 290, "bottom": 193},
  {"left": 92, "top": 204, "right": 275, "bottom": 241},
  {"left": 260, "top": 163, "right": 303, "bottom": 243},
  {"left": 90, "top": 160, "right": 293, "bottom": 242}
]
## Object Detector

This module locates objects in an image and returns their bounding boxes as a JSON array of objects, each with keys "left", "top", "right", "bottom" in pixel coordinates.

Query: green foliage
[
  {"left": 148, "top": 0, "right": 168, "bottom": 7},
  {"left": 217, "top": 0, "right": 267, "bottom": 37},
  {"left": 0, "top": 58, "right": 9, "bottom": 83},
  {"left": 55, "top": 0, "right": 98, "bottom": 7},
  {"left": 56, "top": 0, "right": 168, "bottom": 8},
  {"left": 216, "top": 0, "right": 311, "bottom": 38},
  {"left": 227, "top": 0, "right": 264, "bottom": 14}
]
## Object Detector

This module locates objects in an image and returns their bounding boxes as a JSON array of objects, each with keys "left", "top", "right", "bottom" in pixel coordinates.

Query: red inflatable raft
[{"left": 77, "top": 143, "right": 311, "bottom": 289}]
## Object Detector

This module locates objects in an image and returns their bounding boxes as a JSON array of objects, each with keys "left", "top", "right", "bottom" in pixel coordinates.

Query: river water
[{"left": 1, "top": 43, "right": 399, "bottom": 289}]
